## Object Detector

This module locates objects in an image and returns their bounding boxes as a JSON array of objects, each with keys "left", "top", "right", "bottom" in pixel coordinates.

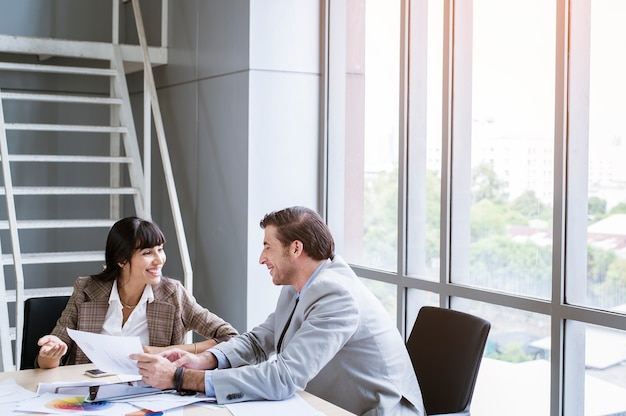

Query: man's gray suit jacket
[{"left": 212, "top": 256, "right": 425, "bottom": 416}]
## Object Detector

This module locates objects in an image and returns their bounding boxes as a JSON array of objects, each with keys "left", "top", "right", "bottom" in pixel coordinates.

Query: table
[{"left": 0, "top": 363, "right": 356, "bottom": 415}]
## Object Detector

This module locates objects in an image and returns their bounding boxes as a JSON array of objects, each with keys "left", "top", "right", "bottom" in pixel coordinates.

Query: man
[{"left": 132, "top": 206, "right": 424, "bottom": 415}]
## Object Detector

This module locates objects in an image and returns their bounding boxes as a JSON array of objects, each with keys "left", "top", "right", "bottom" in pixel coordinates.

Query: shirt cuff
[
  {"left": 209, "top": 347, "right": 231, "bottom": 369},
  {"left": 204, "top": 370, "right": 216, "bottom": 397}
]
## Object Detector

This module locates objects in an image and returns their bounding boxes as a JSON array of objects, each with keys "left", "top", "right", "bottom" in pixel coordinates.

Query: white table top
[{"left": 0, "top": 363, "right": 356, "bottom": 415}]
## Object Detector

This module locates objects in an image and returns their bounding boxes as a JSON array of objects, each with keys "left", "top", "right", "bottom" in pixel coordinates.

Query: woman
[{"left": 36, "top": 216, "right": 238, "bottom": 368}]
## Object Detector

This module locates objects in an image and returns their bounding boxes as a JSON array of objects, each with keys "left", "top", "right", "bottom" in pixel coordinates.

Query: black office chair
[
  {"left": 20, "top": 295, "right": 70, "bottom": 370},
  {"left": 406, "top": 306, "right": 491, "bottom": 416}
]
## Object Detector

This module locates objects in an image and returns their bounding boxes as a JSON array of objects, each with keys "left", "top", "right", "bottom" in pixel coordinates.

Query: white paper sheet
[
  {"left": 37, "top": 379, "right": 103, "bottom": 395},
  {"left": 122, "top": 393, "right": 216, "bottom": 412},
  {"left": 0, "top": 378, "right": 38, "bottom": 404},
  {"left": 225, "top": 394, "right": 324, "bottom": 416},
  {"left": 67, "top": 328, "right": 143, "bottom": 375}
]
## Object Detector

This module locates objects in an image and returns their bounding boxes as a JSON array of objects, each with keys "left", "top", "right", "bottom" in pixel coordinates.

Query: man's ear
[{"left": 291, "top": 240, "right": 303, "bottom": 256}]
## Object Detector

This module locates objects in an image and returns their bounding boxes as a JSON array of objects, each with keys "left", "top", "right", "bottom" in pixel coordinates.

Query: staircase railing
[
  {"left": 129, "top": 0, "right": 193, "bottom": 296},
  {"left": 0, "top": 0, "right": 193, "bottom": 369}
]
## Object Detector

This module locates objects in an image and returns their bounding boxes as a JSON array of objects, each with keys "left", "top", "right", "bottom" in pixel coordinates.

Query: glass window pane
[
  {"left": 333, "top": 0, "right": 401, "bottom": 272},
  {"left": 450, "top": 0, "right": 555, "bottom": 298},
  {"left": 582, "top": 323, "right": 626, "bottom": 414},
  {"left": 361, "top": 277, "right": 398, "bottom": 324},
  {"left": 458, "top": 300, "right": 550, "bottom": 415},
  {"left": 561, "top": 321, "right": 626, "bottom": 414},
  {"left": 568, "top": 0, "right": 626, "bottom": 311},
  {"left": 405, "top": 288, "right": 439, "bottom": 335},
  {"left": 406, "top": 0, "right": 443, "bottom": 281}
]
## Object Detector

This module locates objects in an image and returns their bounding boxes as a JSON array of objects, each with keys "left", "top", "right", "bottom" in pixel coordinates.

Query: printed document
[
  {"left": 225, "top": 394, "right": 324, "bottom": 416},
  {"left": 67, "top": 328, "right": 143, "bottom": 375}
]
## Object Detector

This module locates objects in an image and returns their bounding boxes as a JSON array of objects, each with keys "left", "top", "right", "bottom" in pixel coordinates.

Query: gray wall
[
  {"left": 0, "top": 0, "right": 322, "bottom": 333},
  {"left": 0, "top": 0, "right": 111, "bottom": 41},
  {"left": 0, "top": 0, "right": 130, "bottom": 293},
  {"left": 131, "top": 0, "right": 322, "bottom": 332}
]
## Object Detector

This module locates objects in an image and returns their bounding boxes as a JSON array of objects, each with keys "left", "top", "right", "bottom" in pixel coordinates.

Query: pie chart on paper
[{"left": 45, "top": 395, "right": 113, "bottom": 412}]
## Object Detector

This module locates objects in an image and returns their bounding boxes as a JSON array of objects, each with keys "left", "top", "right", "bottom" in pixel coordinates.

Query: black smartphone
[{"left": 84, "top": 368, "right": 113, "bottom": 378}]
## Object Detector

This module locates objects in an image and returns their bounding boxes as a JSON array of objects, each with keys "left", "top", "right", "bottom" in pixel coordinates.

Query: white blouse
[{"left": 101, "top": 282, "right": 154, "bottom": 346}]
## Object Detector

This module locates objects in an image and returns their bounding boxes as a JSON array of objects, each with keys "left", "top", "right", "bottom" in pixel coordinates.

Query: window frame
[{"left": 323, "top": 0, "right": 626, "bottom": 415}]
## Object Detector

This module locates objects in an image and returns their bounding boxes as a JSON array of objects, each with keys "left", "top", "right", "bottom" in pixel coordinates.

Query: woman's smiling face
[{"left": 125, "top": 244, "right": 166, "bottom": 285}]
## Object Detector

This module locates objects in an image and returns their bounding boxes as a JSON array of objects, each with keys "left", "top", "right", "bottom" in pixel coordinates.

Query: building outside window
[{"left": 325, "top": 0, "right": 626, "bottom": 414}]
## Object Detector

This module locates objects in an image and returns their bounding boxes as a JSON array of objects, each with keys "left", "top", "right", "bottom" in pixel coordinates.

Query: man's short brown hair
[{"left": 260, "top": 206, "right": 335, "bottom": 261}]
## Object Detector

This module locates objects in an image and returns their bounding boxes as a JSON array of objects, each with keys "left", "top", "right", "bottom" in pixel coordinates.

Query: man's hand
[
  {"left": 160, "top": 348, "right": 218, "bottom": 370},
  {"left": 131, "top": 352, "right": 177, "bottom": 390}
]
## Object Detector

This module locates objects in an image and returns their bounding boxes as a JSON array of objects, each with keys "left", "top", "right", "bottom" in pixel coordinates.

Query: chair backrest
[
  {"left": 406, "top": 306, "right": 491, "bottom": 416},
  {"left": 20, "top": 295, "right": 70, "bottom": 370}
]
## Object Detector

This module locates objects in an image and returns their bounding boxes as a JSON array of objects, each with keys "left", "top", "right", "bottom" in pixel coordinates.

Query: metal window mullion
[
  {"left": 397, "top": 0, "right": 411, "bottom": 336},
  {"left": 324, "top": 0, "right": 347, "bottom": 251},
  {"left": 405, "top": 0, "right": 430, "bottom": 285},
  {"left": 559, "top": 0, "right": 591, "bottom": 415},
  {"left": 446, "top": 0, "right": 472, "bottom": 309},
  {"left": 319, "top": 0, "right": 330, "bottom": 223},
  {"left": 439, "top": 0, "right": 454, "bottom": 309}
]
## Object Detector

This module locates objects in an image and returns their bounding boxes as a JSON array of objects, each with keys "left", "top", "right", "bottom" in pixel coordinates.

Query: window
[
  {"left": 328, "top": 0, "right": 400, "bottom": 273},
  {"left": 325, "top": 0, "right": 626, "bottom": 414},
  {"left": 451, "top": 0, "right": 555, "bottom": 300},
  {"left": 326, "top": 0, "right": 401, "bottom": 320}
]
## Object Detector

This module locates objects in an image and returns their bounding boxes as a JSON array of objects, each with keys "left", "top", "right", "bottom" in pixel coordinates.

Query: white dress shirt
[{"left": 101, "top": 282, "right": 154, "bottom": 346}]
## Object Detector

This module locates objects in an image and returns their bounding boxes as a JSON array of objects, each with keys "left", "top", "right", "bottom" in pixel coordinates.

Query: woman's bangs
[{"left": 135, "top": 223, "right": 166, "bottom": 249}]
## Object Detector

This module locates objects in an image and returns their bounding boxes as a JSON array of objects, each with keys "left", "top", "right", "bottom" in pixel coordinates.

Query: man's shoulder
[
  {"left": 319, "top": 256, "right": 356, "bottom": 277},
  {"left": 305, "top": 269, "right": 359, "bottom": 306},
  {"left": 315, "top": 256, "right": 359, "bottom": 286}
]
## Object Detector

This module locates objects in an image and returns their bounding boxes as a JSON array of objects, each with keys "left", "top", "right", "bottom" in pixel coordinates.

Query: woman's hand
[
  {"left": 37, "top": 335, "right": 68, "bottom": 368},
  {"left": 142, "top": 338, "right": 219, "bottom": 355},
  {"left": 143, "top": 345, "right": 168, "bottom": 354}
]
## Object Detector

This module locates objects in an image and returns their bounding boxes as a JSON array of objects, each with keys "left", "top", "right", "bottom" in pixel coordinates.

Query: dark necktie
[{"left": 277, "top": 297, "right": 299, "bottom": 353}]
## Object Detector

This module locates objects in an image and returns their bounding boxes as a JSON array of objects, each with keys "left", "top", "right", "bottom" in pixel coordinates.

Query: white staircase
[{"left": 0, "top": 0, "right": 191, "bottom": 371}]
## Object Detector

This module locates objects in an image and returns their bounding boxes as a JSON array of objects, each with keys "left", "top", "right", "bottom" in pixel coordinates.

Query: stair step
[
  {"left": 1, "top": 250, "right": 104, "bottom": 265},
  {"left": 0, "top": 154, "right": 133, "bottom": 163},
  {"left": 0, "top": 219, "right": 116, "bottom": 230},
  {"left": 0, "top": 62, "right": 116, "bottom": 76},
  {"left": 4, "top": 287, "right": 75, "bottom": 304},
  {"left": 0, "top": 91, "right": 122, "bottom": 105},
  {"left": 0, "top": 186, "right": 138, "bottom": 196},
  {"left": 5, "top": 123, "right": 128, "bottom": 134}
]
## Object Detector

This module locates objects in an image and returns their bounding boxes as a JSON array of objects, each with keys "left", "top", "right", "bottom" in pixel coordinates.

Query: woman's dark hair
[
  {"left": 259, "top": 206, "right": 334, "bottom": 261},
  {"left": 94, "top": 217, "right": 166, "bottom": 282}
]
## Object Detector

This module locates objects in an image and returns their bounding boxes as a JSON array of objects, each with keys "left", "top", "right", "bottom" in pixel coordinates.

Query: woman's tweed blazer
[{"left": 50, "top": 275, "right": 237, "bottom": 365}]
